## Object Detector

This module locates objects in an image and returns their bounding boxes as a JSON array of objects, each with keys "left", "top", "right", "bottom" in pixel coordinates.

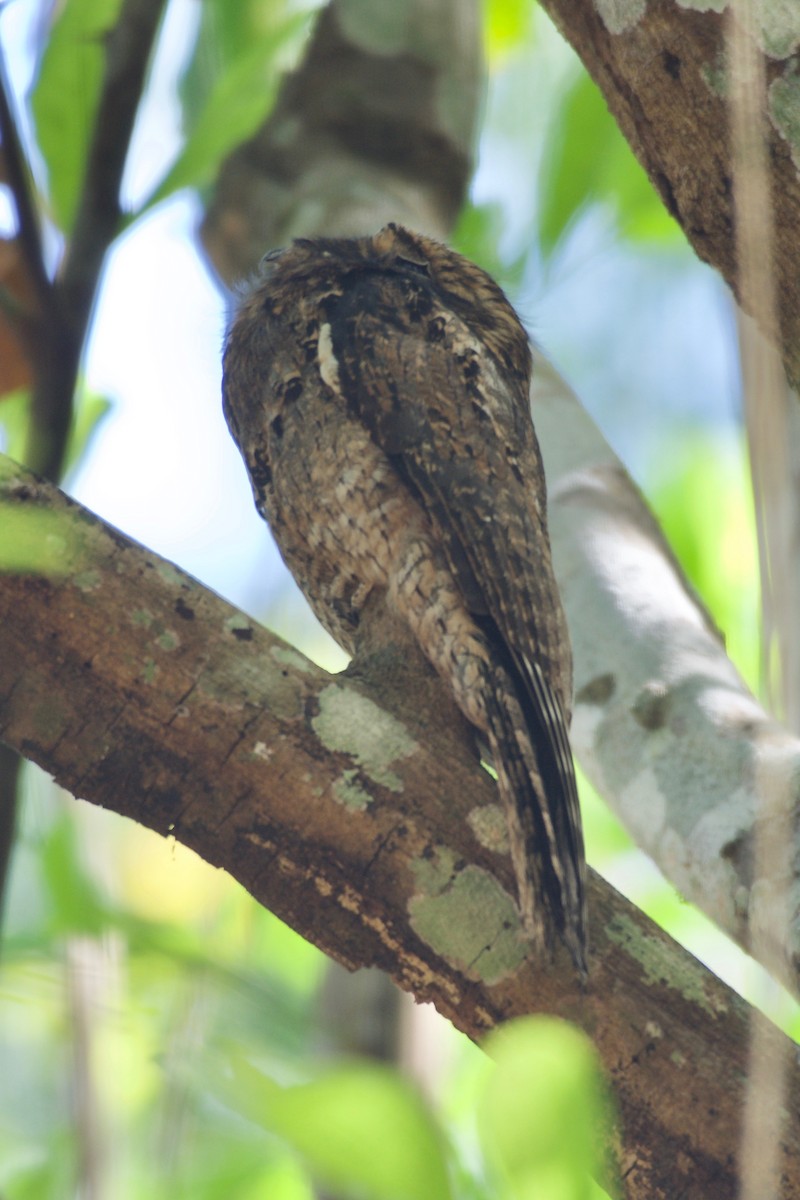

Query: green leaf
[
  {"left": 30, "top": 0, "right": 124, "bottom": 233},
  {"left": 177, "top": 0, "right": 287, "bottom": 126},
  {"left": 221, "top": 1055, "right": 453, "bottom": 1200},
  {"left": 650, "top": 433, "right": 758, "bottom": 691},
  {"left": 63, "top": 391, "right": 112, "bottom": 476},
  {"left": 478, "top": 1017, "right": 611, "bottom": 1200},
  {"left": 40, "top": 814, "right": 109, "bottom": 935},
  {"left": 538, "top": 70, "right": 678, "bottom": 254},
  {"left": 0, "top": 388, "right": 112, "bottom": 478},
  {"left": 138, "top": 14, "right": 308, "bottom": 213},
  {"left": 452, "top": 202, "right": 525, "bottom": 291},
  {"left": 483, "top": 0, "right": 532, "bottom": 60},
  {"left": 0, "top": 481, "right": 84, "bottom": 576},
  {"left": 0, "top": 390, "right": 30, "bottom": 463}
]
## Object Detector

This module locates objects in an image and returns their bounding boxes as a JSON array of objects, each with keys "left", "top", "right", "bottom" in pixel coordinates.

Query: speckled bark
[
  {"left": 538, "top": 0, "right": 800, "bottom": 384},
  {"left": 2, "top": 458, "right": 800, "bottom": 1198}
]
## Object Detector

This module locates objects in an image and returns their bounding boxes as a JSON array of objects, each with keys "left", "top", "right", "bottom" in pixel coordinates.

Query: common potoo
[{"left": 222, "top": 224, "right": 587, "bottom": 971}]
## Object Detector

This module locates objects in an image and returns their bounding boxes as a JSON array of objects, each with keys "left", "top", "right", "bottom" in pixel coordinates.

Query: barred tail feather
[{"left": 484, "top": 665, "right": 587, "bottom": 976}]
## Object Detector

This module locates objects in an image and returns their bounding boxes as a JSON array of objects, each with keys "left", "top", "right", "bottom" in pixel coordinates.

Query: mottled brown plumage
[{"left": 222, "top": 224, "right": 587, "bottom": 970}]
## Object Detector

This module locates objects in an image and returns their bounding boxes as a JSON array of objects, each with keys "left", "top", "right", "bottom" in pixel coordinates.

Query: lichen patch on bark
[
  {"left": 312, "top": 683, "right": 417, "bottom": 793},
  {"left": 606, "top": 913, "right": 730, "bottom": 1016},
  {"left": 408, "top": 855, "right": 527, "bottom": 984},
  {"left": 594, "top": 0, "right": 646, "bottom": 36},
  {"left": 467, "top": 803, "right": 509, "bottom": 852},
  {"left": 770, "top": 72, "right": 800, "bottom": 173},
  {"left": 270, "top": 644, "right": 319, "bottom": 675},
  {"left": 332, "top": 769, "right": 372, "bottom": 811}
]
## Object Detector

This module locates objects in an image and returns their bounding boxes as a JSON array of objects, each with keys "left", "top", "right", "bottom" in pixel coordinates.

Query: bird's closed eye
[{"left": 394, "top": 255, "right": 430, "bottom": 276}]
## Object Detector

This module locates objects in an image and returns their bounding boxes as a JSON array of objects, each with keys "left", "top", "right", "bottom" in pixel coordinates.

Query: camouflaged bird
[{"left": 222, "top": 223, "right": 587, "bottom": 971}]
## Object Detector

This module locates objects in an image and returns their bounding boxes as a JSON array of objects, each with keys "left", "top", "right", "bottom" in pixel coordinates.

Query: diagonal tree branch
[
  {"left": 1, "top": 453, "right": 799, "bottom": 1199},
  {"left": 533, "top": 355, "right": 800, "bottom": 996},
  {"left": 537, "top": 0, "right": 800, "bottom": 387}
]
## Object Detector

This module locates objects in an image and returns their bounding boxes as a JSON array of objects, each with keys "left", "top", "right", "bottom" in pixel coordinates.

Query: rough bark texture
[
  {"left": 2, "top": 459, "right": 800, "bottom": 1199},
  {"left": 538, "top": 0, "right": 800, "bottom": 384}
]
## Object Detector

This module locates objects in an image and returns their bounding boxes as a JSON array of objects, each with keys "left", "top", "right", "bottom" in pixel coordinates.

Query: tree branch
[
  {"left": 1, "top": 454, "right": 799, "bottom": 1199},
  {"left": 533, "top": 354, "right": 800, "bottom": 996},
  {"left": 0, "top": 44, "right": 54, "bottom": 321},
  {"left": 59, "top": 0, "right": 167, "bottom": 331},
  {"left": 28, "top": 0, "right": 167, "bottom": 482},
  {"left": 537, "top": 0, "right": 800, "bottom": 386},
  {"left": 201, "top": 0, "right": 481, "bottom": 281}
]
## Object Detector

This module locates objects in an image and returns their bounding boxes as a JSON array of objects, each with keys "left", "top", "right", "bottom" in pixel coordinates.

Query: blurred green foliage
[
  {"left": 537, "top": 70, "right": 680, "bottom": 253},
  {"left": 0, "top": 388, "right": 112, "bottom": 474},
  {"left": 216, "top": 1054, "right": 453, "bottom": 1199},
  {"left": 479, "top": 1019, "right": 611, "bottom": 1200},
  {"left": 483, "top": 0, "right": 534, "bottom": 61}
]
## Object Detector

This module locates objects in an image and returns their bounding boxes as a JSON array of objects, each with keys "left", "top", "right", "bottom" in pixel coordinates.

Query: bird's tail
[{"left": 483, "top": 661, "right": 587, "bottom": 976}]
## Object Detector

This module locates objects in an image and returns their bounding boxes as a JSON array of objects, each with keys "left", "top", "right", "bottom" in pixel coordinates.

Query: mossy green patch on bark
[
  {"left": 409, "top": 854, "right": 526, "bottom": 985},
  {"left": 312, "top": 683, "right": 416, "bottom": 794},
  {"left": 606, "top": 913, "right": 729, "bottom": 1016}
]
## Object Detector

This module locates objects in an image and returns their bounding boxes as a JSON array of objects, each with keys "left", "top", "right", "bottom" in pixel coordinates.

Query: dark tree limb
[
  {"left": 59, "top": 0, "right": 167, "bottom": 335},
  {"left": 28, "top": 0, "right": 168, "bottom": 481},
  {"left": 0, "top": 46, "right": 55, "bottom": 321},
  {"left": 537, "top": 0, "right": 800, "bottom": 386},
  {"left": 1, "top": 456, "right": 799, "bottom": 1200}
]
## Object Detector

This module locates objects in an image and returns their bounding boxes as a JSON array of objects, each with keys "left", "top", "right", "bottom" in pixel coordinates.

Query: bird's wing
[{"left": 326, "top": 268, "right": 586, "bottom": 961}]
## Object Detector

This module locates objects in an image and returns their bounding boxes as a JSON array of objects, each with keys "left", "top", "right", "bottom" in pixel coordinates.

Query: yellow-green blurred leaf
[
  {"left": 650, "top": 433, "right": 758, "bottom": 690},
  {"left": 0, "top": 501, "right": 83, "bottom": 575},
  {"left": 479, "top": 1017, "right": 611, "bottom": 1200},
  {"left": 483, "top": 0, "right": 531, "bottom": 59},
  {"left": 221, "top": 1054, "right": 453, "bottom": 1200}
]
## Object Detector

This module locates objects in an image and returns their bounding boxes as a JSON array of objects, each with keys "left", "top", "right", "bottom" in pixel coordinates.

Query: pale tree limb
[
  {"left": 2, "top": 455, "right": 800, "bottom": 1199},
  {"left": 729, "top": 9, "right": 791, "bottom": 1198},
  {"left": 533, "top": 356, "right": 800, "bottom": 996},
  {"left": 201, "top": 0, "right": 480, "bottom": 280},
  {"left": 529, "top": 8, "right": 800, "bottom": 999}
]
